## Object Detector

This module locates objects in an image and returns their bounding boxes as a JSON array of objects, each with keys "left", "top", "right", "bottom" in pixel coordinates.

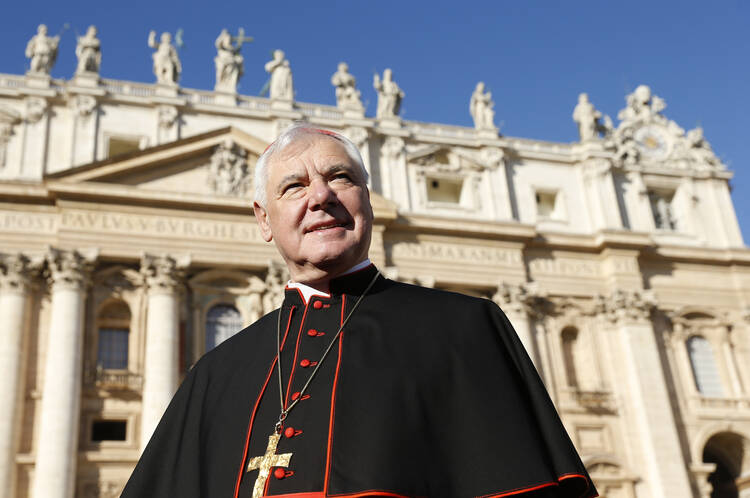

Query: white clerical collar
[{"left": 286, "top": 259, "right": 372, "bottom": 304}]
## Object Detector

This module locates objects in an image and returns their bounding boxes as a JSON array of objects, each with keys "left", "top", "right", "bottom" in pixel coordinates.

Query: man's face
[{"left": 254, "top": 134, "right": 373, "bottom": 282}]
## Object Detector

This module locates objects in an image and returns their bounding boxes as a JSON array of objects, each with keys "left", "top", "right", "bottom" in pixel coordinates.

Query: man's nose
[{"left": 308, "top": 179, "right": 337, "bottom": 209}]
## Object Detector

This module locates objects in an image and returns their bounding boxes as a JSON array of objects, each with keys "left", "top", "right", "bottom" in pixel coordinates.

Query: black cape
[{"left": 122, "top": 265, "right": 596, "bottom": 498}]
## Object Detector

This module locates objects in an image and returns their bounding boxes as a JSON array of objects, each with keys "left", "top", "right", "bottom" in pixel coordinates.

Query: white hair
[{"left": 253, "top": 123, "right": 368, "bottom": 207}]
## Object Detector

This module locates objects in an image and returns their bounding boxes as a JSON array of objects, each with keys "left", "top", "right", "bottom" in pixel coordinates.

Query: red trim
[
  {"left": 327, "top": 492, "right": 411, "bottom": 498},
  {"left": 284, "top": 285, "right": 331, "bottom": 305},
  {"left": 323, "top": 295, "right": 347, "bottom": 495},
  {"left": 233, "top": 306, "right": 296, "bottom": 498},
  {"left": 264, "top": 493, "right": 325, "bottom": 498},
  {"left": 284, "top": 303, "right": 310, "bottom": 409},
  {"left": 478, "top": 473, "right": 594, "bottom": 498},
  {"left": 322, "top": 474, "right": 593, "bottom": 498}
]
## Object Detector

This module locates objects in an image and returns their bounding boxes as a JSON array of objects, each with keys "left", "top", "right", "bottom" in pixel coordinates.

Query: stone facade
[{"left": 0, "top": 32, "right": 748, "bottom": 498}]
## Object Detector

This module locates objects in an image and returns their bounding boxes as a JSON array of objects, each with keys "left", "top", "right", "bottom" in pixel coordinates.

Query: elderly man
[{"left": 122, "top": 125, "right": 596, "bottom": 498}]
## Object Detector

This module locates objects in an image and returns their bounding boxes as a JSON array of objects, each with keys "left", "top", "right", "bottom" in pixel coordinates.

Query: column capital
[
  {"left": 140, "top": 253, "right": 189, "bottom": 295},
  {"left": 595, "top": 288, "right": 657, "bottom": 324},
  {"left": 492, "top": 281, "right": 547, "bottom": 318},
  {"left": 0, "top": 253, "right": 34, "bottom": 294},
  {"left": 45, "top": 248, "right": 96, "bottom": 292}
]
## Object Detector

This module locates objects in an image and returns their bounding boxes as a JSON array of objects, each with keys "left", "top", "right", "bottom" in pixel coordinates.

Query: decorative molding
[
  {"left": 24, "top": 96, "right": 47, "bottom": 123},
  {"left": 0, "top": 253, "right": 34, "bottom": 294},
  {"left": 345, "top": 126, "right": 368, "bottom": 149},
  {"left": 381, "top": 136, "right": 405, "bottom": 162},
  {"left": 262, "top": 260, "right": 288, "bottom": 314},
  {"left": 157, "top": 104, "right": 178, "bottom": 129},
  {"left": 610, "top": 85, "right": 724, "bottom": 172},
  {"left": 491, "top": 281, "right": 546, "bottom": 317},
  {"left": 140, "top": 253, "right": 189, "bottom": 294},
  {"left": 595, "top": 288, "right": 656, "bottom": 323},
  {"left": 72, "top": 94, "right": 97, "bottom": 118},
  {"left": 208, "top": 138, "right": 251, "bottom": 196},
  {"left": 45, "top": 247, "right": 97, "bottom": 292}
]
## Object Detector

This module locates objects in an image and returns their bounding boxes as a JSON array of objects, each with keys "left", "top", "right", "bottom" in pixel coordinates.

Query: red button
[
  {"left": 307, "top": 329, "right": 317, "bottom": 337},
  {"left": 284, "top": 427, "right": 296, "bottom": 438},
  {"left": 300, "top": 359, "right": 311, "bottom": 367},
  {"left": 313, "top": 301, "right": 323, "bottom": 309},
  {"left": 274, "top": 468, "right": 286, "bottom": 480},
  {"left": 291, "top": 391, "right": 300, "bottom": 400}
]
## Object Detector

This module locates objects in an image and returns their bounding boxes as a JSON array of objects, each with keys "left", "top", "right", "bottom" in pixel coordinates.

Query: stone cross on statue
[{"left": 246, "top": 433, "right": 293, "bottom": 498}]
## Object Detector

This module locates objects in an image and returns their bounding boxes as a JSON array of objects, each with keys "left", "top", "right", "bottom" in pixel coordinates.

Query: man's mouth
[{"left": 306, "top": 221, "right": 348, "bottom": 232}]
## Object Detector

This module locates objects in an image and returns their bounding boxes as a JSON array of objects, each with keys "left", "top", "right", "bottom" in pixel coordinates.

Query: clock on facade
[{"left": 633, "top": 126, "right": 669, "bottom": 160}]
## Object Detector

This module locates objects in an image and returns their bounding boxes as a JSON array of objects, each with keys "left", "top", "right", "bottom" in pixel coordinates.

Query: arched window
[
  {"left": 206, "top": 304, "right": 243, "bottom": 352},
  {"left": 561, "top": 327, "right": 579, "bottom": 388},
  {"left": 688, "top": 335, "right": 724, "bottom": 397},
  {"left": 96, "top": 301, "right": 131, "bottom": 370}
]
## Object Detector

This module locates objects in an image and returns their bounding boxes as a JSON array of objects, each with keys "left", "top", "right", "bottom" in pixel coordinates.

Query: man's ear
[{"left": 253, "top": 202, "right": 274, "bottom": 242}]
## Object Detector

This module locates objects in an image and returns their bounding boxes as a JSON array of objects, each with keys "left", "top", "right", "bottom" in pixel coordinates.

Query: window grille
[
  {"left": 687, "top": 336, "right": 724, "bottom": 397},
  {"left": 97, "top": 328, "right": 129, "bottom": 370}
]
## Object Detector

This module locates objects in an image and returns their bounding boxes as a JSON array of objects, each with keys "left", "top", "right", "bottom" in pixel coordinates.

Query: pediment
[
  {"left": 405, "top": 144, "right": 494, "bottom": 172},
  {"left": 47, "top": 126, "right": 268, "bottom": 200},
  {"left": 41, "top": 125, "right": 398, "bottom": 221}
]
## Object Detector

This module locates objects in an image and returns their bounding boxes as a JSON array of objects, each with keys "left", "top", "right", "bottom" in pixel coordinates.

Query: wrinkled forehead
[{"left": 267, "top": 134, "right": 354, "bottom": 176}]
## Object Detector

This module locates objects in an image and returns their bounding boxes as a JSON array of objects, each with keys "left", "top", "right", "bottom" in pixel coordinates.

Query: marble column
[
  {"left": 140, "top": 254, "right": 184, "bottom": 450},
  {"left": 0, "top": 254, "right": 32, "bottom": 497},
  {"left": 492, "top": 282, "right": 539, "bottom": 368},
  {"left": 33, "top": 249, "right": 94, "bottom": 498},
  {"left": 604, "top": 290, "right": 693, "bottom": 497}
]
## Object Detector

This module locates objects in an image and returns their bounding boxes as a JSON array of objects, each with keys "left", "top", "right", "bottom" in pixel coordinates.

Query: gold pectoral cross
[{"left": 246, "top": 433, "right": 293, "bottom": 498}]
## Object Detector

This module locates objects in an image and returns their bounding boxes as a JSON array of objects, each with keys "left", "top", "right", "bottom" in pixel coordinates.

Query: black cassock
[{"left": 122, "top": 265, "right": 597, "bottom": 498}]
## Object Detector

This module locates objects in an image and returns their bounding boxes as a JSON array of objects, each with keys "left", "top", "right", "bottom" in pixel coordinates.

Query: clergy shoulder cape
[{"left": 122, "top": 265, "right": 597, "bottom": 498}]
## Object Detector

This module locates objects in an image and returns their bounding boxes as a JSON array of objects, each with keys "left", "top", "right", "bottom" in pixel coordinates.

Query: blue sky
[{"left": 3, "top": 0, "right": 748, "bottom": 244}]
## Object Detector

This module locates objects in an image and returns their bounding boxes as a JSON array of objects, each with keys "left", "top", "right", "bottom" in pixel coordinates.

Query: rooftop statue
[
  {"left": 25, "top": 24, "right": 60, "bottom": 75},
  {"left": 572, "top": 93, "right": 612, "bottom": 142},
  {"left": 618, "top": 84, "right": 666, "bottom": 124},
  {"left": 147, "top": 31, "right": 181, "bottom": 85},
  {"left": 214, "top": 28, "right": 252, "bottom": 93},
  {"left": 331, "top": 62, "right": 364, "bottom": 112},
  {"left": 373, "top": 68, "right": 404, "bottom": 119},
  {"left": 264, "top": 50, "right": 293, "bottom": 101},
  {"left": 469, "top": 82, "right": 497, "bottom": 131},
  {"left": 75, "top": 25, "right": 101, "bottom": 75}
]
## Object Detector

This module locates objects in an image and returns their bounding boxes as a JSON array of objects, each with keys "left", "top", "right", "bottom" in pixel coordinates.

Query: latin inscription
[
  {"left": 529, "top": 257, "right": 601, "bottom": 277},
  {"left": 0, "top": 212, "right": 57, "bottom": 232},
  {"left": 391, "top": 241, "right": 521, "bottom": 267},
  {"left": 0, "top": 210, "right": 262, "bottom": 242}
]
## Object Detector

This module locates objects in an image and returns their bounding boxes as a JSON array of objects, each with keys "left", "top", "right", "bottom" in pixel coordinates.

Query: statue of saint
[
  {"left": 469, "top": 82, "right": 496, "bottom": 130},
  {"left": 618, "top": 85, "right": 665, "bottom": 123},
  {"left": 75, "top": 25, "right": 101, "bottom": 75},
  {"left": 25, "top": 24, "right": 60, "bottom": 75},
  {"left": 214, "top": 29, "right": 251, "bottom": 93},
  {"left": 331, "top": 62, "right": 363, "bottom": 111},
  {"left": 264, "top": 50, "right": 293, "bottom": 101},
  {"left": 148, "top": 31, "right": 181, "bottom": 85},
  {"left": 373, "top": 68, "right": 404, "bottom": 119},
  {"left": 572, "top": 93, "right": 612, "bottom": 142}
]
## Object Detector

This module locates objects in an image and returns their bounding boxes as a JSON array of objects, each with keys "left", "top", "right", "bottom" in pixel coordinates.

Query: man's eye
[
  {"left": 282, "top": 183, "right": 303, "bottom": 194},
  {"left": 332, "top": 173, "right": 351, "bottom": 182}
]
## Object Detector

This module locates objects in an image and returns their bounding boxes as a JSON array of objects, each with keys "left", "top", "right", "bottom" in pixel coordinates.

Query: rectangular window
[
  {"left": 648, "top": 190, "right": 677, "bottom": 230},
  {"left": 535, "top": 191, "right": 557, "bottom": 219},
  {"left": 107, "top": 137, "right": 141, "bottom": 158},
  {"left": 426, "top": 177, "right": 463, "bottom": 204},
  {"left": 91, "top": 420, "right": 127, "bottom": 442},
  {"left": 97, "top": 328, "right": 129, "bottom": 370}
]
